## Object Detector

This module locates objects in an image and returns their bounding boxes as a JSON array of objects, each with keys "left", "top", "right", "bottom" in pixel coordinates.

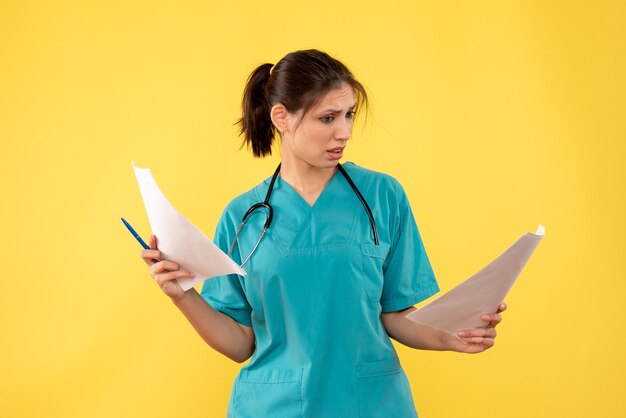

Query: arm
[
  {"left": 142, "top": 235, "right": 255, "bottom": 363},
  {"left": 171, "top": 289, "right": 254, "bottom": 363},
  {"left": 382, "top": 304, "right": 506, "bottom": 354}
]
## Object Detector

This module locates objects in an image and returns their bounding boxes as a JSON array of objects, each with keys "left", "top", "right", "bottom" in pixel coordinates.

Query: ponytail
[{"left": 238, "top": 63, "right": 274, "bottom": 157}]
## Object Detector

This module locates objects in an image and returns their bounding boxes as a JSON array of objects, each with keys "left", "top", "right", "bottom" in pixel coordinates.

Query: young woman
[{"left": 141, "top": 49, "right": 506, "bottom": 418}]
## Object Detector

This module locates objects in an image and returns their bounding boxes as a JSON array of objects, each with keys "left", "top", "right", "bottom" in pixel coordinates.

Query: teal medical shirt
[{"left": 201, "top": 162, "right": 439, "bottom": 418}]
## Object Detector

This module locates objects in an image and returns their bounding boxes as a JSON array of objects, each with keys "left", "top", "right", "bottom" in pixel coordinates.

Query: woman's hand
[
  {"left": 448, "top": 303, "right": 507, "bottom": 354},
  {"left": 141, "top": 235, "right": 196, "bottom": 301},
  {"left": 139, "top": 235, "right": 254, "bottom": 362}
]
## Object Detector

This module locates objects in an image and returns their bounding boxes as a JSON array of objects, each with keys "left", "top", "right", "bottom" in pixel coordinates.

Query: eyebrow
[{"left": 320, "top": 104, "right": 357, "bottom": 113}]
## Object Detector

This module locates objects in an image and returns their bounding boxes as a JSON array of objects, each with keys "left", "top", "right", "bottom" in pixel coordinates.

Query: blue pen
[{"left": 121, "top": 217, "right": 159, "bottom": 263}]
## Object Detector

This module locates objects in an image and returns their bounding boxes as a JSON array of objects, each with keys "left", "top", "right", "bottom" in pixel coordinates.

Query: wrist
[
  {"left": 171, "top": 288, "right": 195, "bottom": 305},
  {"left": 440, "top": 330, "right": 461, "bottom": 351}
]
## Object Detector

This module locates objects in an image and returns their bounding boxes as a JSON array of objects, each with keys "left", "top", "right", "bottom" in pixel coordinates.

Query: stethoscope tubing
[
  {"left": 230, "top": 162, "right": 379, "bottom": 268},
  {"left": 336, "top": 163, "right": 379, "bottom": 245}
]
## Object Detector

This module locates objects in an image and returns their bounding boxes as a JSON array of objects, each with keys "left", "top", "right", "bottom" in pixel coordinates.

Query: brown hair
[{"left": 238, "top": 49, "right": 368, "bottom": 157}]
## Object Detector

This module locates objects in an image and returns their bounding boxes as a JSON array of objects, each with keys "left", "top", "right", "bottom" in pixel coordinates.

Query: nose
[{"left": 335, "top": 118, "right": 352, "bottom": 142}]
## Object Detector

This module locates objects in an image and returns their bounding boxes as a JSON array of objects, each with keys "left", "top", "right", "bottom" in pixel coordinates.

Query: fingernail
[{"left": 458, "top": 330, "right": 469, "bottom": 337}]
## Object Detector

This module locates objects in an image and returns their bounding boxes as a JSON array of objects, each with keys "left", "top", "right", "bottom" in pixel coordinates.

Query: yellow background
[{"left": 1, "top": 1, "right": 624, "bottom": 417}]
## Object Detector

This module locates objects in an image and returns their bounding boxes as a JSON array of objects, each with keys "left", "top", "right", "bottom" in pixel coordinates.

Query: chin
[
  {"left": 303, "top": 156, "right": 342, "bottom": 170},
  {"left": 320, "top": 159, "right": 342, "bottom": 168}
]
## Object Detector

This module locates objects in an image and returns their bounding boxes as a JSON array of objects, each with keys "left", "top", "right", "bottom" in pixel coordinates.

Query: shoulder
[
  {"left": 342, "top": 161, "right": 406, "bottom": 198},
  {"left": 219, "top": 176, "right": 272, "bottom": 224}
]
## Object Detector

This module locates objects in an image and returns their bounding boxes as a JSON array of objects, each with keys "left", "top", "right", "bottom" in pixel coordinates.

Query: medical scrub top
[{"left": 201, "top": 162, "right": 439, "bottom": 418}]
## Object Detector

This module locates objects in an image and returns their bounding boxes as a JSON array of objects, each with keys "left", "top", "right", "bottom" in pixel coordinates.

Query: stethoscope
[{"left": 229, "top": 163, "right": 379, "bottom": 267}]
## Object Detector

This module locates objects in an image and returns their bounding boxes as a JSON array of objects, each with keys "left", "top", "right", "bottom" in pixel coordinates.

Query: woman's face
[{"left": 281, "top": 83, "right": 356, "bottom": 170}]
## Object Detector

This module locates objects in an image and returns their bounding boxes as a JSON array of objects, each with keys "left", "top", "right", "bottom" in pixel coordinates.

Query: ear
[{"left": 270, "top": 104, "right": 288, "bottom": 134}]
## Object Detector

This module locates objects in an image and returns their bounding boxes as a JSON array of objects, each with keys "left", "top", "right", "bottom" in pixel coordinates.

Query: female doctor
[{"left": 141, "top": 49, "right": 506, "bottom": 418}]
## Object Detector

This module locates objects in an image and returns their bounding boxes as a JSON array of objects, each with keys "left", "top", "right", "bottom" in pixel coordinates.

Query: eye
[
  {"left": 346, "top": 111, "right": 356, "bottom": 119},
  {"left": 319, "top": 115, "right": 335, "bottom": 124}
]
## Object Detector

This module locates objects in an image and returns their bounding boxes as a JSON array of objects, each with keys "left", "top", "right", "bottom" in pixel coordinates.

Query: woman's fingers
[
  {"left": 150, "top": 260, "right": 180, "bottom": 275},
  {"left": 153, "top": 269, "right": 196, "bottom": 286},
  {"left": 463, "top": 337, "right": 495, "bottom": 348},
  {"left": 481, "top": 312, "right": 503, "bottom": 327},
  {"left": 141, "top": 249, "right": 161, "bottom": 265},
  {"left": 140, "top": 235, "right": 160, "bottom": 265},
  {"left": 458, "top": 327, "right": 497, "bottom": 339},
  {"left": 149, "top": 260, "right": 195, "bottom": 284},
  {"left": 150, "top": 234, "right": 158, "bottom": 250},
  {"left": 137, "top": 234, "right": 192, "bottom": 299},
  {"left": 454, "top": 304, "right": 507, "bottom": 353},
  {"left": 455, "top": 330, "right": 496, "bottom": 352}
]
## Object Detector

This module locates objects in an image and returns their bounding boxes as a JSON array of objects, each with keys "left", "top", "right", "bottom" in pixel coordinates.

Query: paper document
[
  {"left": 406, "top": 225, "right": 545, "bottom": 336},
  {"left": 132, "top": 163, "right": 246, "bottom": 291}
]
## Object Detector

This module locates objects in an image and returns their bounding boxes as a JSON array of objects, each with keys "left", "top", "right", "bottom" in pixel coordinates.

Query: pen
[{"left": 121, "top": 217, "right": 159, "bottom": 263}]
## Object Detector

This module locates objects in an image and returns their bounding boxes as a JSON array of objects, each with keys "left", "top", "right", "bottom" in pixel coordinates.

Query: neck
[
  {"left": 280, "top": 160, "right": 338, "bottom": 193},
  {"left": 278, "top": 157, "right": 338, "bottom": 206}
]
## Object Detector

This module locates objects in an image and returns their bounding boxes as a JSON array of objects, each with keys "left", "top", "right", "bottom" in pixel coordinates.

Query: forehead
[{"left": 310, "top": 83, "right": 356, "bottom": 111}]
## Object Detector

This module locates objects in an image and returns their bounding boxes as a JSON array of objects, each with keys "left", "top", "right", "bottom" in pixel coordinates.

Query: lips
[{"left": 327, "top": 146, "right": 344, "bottom": 161}]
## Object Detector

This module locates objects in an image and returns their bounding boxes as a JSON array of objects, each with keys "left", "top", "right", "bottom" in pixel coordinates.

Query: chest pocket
[{"left": 360, "top": 243, "right": 391, "bottom": 303}]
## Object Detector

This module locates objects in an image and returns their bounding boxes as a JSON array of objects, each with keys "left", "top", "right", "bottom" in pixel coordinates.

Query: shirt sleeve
[
  {"left": 380, "top": 181, "right": 439, "bottom": 312},
  {"left": 200, "top": 205, "right": 253, "bottom": 327}
]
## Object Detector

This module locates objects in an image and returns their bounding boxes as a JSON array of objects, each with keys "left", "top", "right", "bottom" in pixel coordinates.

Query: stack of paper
[
  {"left": 132, "top": 163, "right": 246, "bottom": 291},
  {"left": 406, "top": 225, "right": 545, "bottom": 336}
]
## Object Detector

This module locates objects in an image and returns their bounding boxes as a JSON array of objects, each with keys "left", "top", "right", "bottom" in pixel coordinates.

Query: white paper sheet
[
  {"left": 132, "top": 162, "right": 246, "bottom": 291},
  {"left": 405, "top": 225, "right": 545, "bottom": 336}
]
